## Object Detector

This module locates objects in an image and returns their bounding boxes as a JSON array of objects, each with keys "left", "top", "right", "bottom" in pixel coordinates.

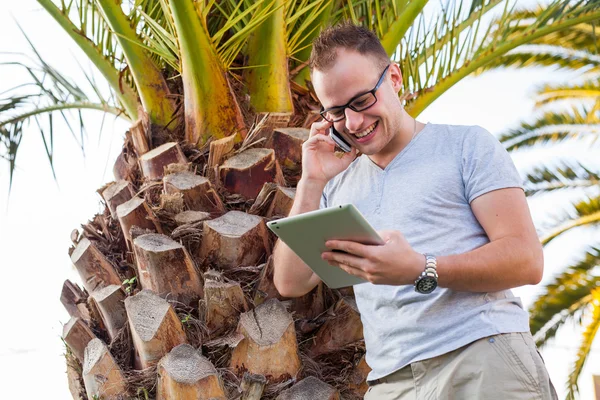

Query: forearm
[
  {"left": 272, "top": 179, "right": 325, "bottom": 297},
  {"left": 436, "top": 235, "right": 544, "bottom": 292}
]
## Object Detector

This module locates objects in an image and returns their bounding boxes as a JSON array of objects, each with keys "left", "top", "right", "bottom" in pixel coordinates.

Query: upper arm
[{"left": 471, "top": 188, "right": 542, "bottom": 262}]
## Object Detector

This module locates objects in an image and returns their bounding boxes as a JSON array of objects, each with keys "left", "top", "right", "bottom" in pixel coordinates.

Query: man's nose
[{"left": 344, "top": 108, "right": 364, "bottom": 133}]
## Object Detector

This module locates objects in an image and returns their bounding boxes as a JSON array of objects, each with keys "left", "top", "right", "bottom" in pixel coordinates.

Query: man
[{"left": 272, "top": 23, "right": 557, "bottom": 399}]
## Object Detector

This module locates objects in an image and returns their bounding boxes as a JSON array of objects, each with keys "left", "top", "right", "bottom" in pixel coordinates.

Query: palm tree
[
  {"left": 2, "top": 0, "right": 600, "bottom": 398},
  {"left": 497, "top": 19, "right": 600, "bottom": 400}
]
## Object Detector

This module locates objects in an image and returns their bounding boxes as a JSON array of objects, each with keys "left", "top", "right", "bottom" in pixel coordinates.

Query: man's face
[{"left": 312, "top": 49, "right": 403, "bottom": 157}]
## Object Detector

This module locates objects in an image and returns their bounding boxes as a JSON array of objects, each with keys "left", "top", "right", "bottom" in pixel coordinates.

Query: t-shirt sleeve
[
  {"left": 461, "top": 126, "right": 523, "bottom": 203},
  {"left": 320, "top": 190, "right": 328, "bottom": 209}
]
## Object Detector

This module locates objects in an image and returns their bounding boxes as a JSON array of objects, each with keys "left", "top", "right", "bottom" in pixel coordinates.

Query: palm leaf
[
  {"left": 541, "top": 196, "right": 600, "bottom": 245},
  {"left": 566, "top": 290, "right": 600, "bottom": 400},
  {"left": 523, "top": 161, "right": 600, "bottom": 196},
  {"left": 95, "top": 0, "right": 176, "bottom": 127},
  {"left": 37, "top": 0, "right": 139, "bottom": 119},
  {"left": 535, "top": 79, "right": 600, "bottom": 107},
  {"left": 530, "top": 247, "right": 600, "bottom": 344},
  {"left": 405, "top": 0, "right": 600, "bottom": 116},
  {"left": 499, "top": 107, "right": 599, "bottom": 151}
]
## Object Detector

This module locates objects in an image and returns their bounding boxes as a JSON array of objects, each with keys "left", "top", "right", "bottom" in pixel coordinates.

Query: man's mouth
[{"left": 351, "top": 121, "right": 378, "bottom": 140}]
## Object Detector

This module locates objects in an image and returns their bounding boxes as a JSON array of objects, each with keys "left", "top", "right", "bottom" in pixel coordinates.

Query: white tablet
[{"left": 267, "top": 204, "right": 384, "bottom": 288}]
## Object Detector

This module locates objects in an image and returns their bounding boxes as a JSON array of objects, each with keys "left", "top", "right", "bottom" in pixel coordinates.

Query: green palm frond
[
  {"left": 499, "top": 107, "right": 599, "bottom": 151},
  {"left": 37, "top": 0, "right": 139, "bottom": 118},
  {"left": 0, "top": 53, "right": 124, "bottom": 192},
  {"left": 478, "top": 48, "right": 600, "bottom": 75},
  {"left": 541, "top": 196, "right": 600, "bottom": 245},
  {"left": 530, "top": 247, "right": 600, "bottom": 344},
  {"left": 523, "top": 161, "right": 600, "bottom": 196},
  {"left": 404, "top": 0, "right": 600, "bottom": 116},
  {"left": 566, "top": 291, "right": 600, "bottom": 400},
  {"left": 535, "top": 79, "right": 600, "bottom": 107},
  {"left": 521, "top": 22, "right": 599, "bottom": 56}
]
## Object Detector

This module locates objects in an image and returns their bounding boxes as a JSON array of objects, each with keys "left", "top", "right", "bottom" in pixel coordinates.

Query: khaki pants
[{"left": 364, "top": 332, "right": 558, "bottom": 400}]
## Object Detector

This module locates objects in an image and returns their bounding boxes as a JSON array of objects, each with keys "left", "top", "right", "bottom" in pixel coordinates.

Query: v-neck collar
[{"left": 364, "top": 122, "right": 432, "bottom": 172}]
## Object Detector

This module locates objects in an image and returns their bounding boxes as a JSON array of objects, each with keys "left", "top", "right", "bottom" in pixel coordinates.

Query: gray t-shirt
[{"left": 320, "top": 123, "right": 530, "bottom": 381}]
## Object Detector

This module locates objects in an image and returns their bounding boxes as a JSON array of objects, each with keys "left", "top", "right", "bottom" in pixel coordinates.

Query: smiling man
[{"left": 272, "top": 23, "right": 557, "bottom": 399}]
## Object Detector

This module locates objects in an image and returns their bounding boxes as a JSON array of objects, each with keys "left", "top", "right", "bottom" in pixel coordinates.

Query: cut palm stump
[
  {"left": 204, "top": 275, "right": 249, "bottom": 335},
  {"left": 66, "top": 361, "right": 85, "bottom": 400},
  {"left": 139, "top": 142, "right": 187, "bottom": 180},
  {"left": 113, "top": 150, "right": 137, "bottom": 181},
  {"left": 240, "top": 372, "right": 267, "bottom": 400},
  {"left": 116, "top": 196, "right": 161, "bottom": 242},
  {"left": 309, "top": 297, "right": 364, "bottom": 357},
  {"left": 254, "top": 259, "right": 325, "bottom": 322},
  {"left": 266, "top": 186, "right": 295, "bottom": 218},
  {"left": 83, "top": 338, "right": 127, "bottom": 399},
  {"left": 70, "top": 237, "right": 122, "bottom": 293},
  {"left": 63, "top": 316, "right": 96, "bottom": 363},
  {"left": 268, "top": 127, "right": 309, "bottom": 171},
  {"left": 174, "top": 210, "right": 211, "bottom": 226},
  {"left": 102, "top": 180, "right": 135, "bottom": 218},
  {"left": 125, "top": 289, "right": 188, "bottom": 368},
  {"left": 219, "top": 148, "right": 284, "bottom": 199},
  {"left": 133, "top": 233, "right": 203, "bottom": 305},
  {"left": 276, "top": 376, "right": 340, "bottom": 400},
  {"left": 348, "top": 355, "right": 371, "bottom": 397},
  {"left": 89, "top": 285, "right": 127, "bottom": 342},
  {"left": 157, "top": 344, "right": 226, "bottom": 400},
  {"left": 60, "top": 280, "right": 91, "bottom": 323},
  {"left": 163, "top": 172, "right": 225, "bottom": 213},
  {"left": 230, "top": 299, "right": 301, "bottom": 382},
  {"left": 129, "top": 117, "right": 150, "bottom": 156},
  {"left": 199, "top": 211, "right": 269, "bottom": 269}
]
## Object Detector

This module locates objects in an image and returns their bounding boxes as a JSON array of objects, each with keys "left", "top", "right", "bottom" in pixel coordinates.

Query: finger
[
  {"left": 322, "top": 251, "right": 366, "bottom": 271},
  {"left": 304, "top": 132, "right": 337, "bottom": 149},
  {"left": 325, "top": 240, "right": 371, "bottom": 257},
  {"left": 309, "top": 119, "right": 333, "bottom": 138},
  {"left": 334, "top": 262, "right": 369, "bottom": 280}
]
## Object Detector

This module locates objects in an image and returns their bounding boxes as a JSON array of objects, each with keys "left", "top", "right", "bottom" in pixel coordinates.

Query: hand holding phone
[{"left": 329, "top": 126, "right": 352, "bottom": 152}]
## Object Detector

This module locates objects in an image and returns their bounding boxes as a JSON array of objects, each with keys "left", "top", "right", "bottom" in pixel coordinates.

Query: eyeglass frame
[{"left": 319, "top": 63, "right": 391, "bottom": 123}]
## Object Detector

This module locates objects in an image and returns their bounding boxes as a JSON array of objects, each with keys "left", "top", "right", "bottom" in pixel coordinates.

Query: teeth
[{"left": 354, "top": 122, "right": 377, "bottom": 138}]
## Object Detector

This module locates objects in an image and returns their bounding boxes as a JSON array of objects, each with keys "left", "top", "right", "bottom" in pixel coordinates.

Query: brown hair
[{"left": 309, "top": 22, "right": 390, "bottom": 73}]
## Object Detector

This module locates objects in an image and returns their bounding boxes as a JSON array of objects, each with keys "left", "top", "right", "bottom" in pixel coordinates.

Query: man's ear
[{"left": 389, "top": 63, "right": 403, "bottom": 93}]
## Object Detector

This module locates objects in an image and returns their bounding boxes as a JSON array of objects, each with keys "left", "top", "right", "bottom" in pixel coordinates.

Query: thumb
[{"left": 377, "top": 230, "right": 398, "bottom": 243}]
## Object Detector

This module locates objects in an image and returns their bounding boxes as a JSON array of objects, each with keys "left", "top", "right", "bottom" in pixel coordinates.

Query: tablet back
[{"left": 267, "top": 204, "right": 384, "bottom": 288}]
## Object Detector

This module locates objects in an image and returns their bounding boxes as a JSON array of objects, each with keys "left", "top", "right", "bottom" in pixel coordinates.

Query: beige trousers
[{"left": 364, "top": 332, "right": 558, "bottom": 400}]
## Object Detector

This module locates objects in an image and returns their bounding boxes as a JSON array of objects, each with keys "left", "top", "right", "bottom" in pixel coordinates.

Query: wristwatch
[{"left": 414, "top": 254, "right": 438, "bottom": 294}]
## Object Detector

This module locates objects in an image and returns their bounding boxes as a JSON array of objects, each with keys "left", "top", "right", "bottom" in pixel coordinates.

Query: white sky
[{"left": 1, "top": 1, "right": 599, "bottom": 399}]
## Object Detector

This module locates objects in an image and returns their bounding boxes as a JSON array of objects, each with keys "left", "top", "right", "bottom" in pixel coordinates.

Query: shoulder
[{"left": 323, "top": 155, "right": 366, "bottom": 195}]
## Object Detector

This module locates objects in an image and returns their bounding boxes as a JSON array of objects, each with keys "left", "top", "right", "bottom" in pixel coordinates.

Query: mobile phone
[{"left": 329, "top": 126, "right": 352, "bottom": 153}]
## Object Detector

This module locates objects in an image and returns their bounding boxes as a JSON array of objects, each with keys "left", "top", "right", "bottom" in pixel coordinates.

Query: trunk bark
[
  {"left": 199, "top": 211, "right": 269, "bottom": 270},
  {"left": 139, "top": 142, "right": 187, "bottom": 180},
  {"left": 157, "top": 344, "right": 226, "bottom": 400},
  {"left": 133, "top": 233, "right": 204, "bottom": 306},
  {"left": 163, "top": 172, "right": 225, "bottom": 214},
  {"left": 89, "top": 285, "right": 128, "bottom": 342},
  {"left": 83, "top": 338, "right": 128, "bottom": 399},
  {"left": 70, "top": 238, "right": 122, "bottom": 293},
  {"left": 124, "top": 289, "right": 188, "bottom": 368},
  {"left": 63, "top": 316, "right": 96, "bottom": 363},
  {"left": 276, "top": 376, "right": 340, "bottom": 400},
  {"left": 230, "top": 299, "right": 301, "bottom": 382}
]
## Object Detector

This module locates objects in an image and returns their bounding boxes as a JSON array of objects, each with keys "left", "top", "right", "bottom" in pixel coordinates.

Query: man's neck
[{"left": 368, "top": 119, "right": 422, "bottom": 169}]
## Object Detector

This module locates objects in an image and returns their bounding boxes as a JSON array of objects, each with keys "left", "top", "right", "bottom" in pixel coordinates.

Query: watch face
[{"left": 417, "top": 277, "right": 437, "bottom": 294}]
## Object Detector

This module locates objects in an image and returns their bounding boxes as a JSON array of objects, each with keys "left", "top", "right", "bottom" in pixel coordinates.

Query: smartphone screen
[{"left": 329, "top": 126, "right": 352, "bottom": 153}]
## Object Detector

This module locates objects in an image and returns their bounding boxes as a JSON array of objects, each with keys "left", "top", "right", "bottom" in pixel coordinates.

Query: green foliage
[
  {"left": 498, "top": 10, "right": 600, "bottom": 398},
  {"left": 122, "top": 276, "right": 137, "bottom": 295}
]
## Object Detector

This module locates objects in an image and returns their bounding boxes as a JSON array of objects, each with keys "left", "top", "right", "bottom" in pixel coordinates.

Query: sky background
[{"left": 1, "top": 0, "right": 599, "bottom": 399}]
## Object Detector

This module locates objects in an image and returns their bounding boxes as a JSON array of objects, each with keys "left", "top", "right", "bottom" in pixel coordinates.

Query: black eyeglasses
[{"left": 320, "top": 64, "right": 390, "bottom": 123}]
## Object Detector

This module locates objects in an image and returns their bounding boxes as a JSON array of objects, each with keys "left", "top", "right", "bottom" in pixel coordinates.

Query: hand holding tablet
[{"left": 267, "top": 204, "right": 383, "bottom": 288}]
